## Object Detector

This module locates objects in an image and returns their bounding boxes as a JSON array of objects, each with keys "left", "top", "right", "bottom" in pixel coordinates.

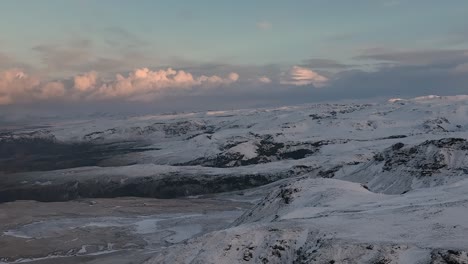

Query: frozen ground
[
  {"left": 0, "top": 196, "right": 251, "bottom": 263},
  {"left": 2, "top": 95, "right": 468, "bottom": 263}
]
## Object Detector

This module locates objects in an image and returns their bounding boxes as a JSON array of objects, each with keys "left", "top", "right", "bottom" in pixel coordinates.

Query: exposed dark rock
[
  {"left": 288, "top": 165, "right": 317, "bottom": 175},
  {"left": 391, "top": 142, "right": 405, "bottom": 150},
  {"left": 279, "top": 187, "right": 299, "bottom": 204},
  {"left": 372, "top": 138, "right": 468, "bottom": 176},
  {"left": 423, "top": 117, "right": 450, "bottom": 133},
  {"left": 318, "top": 166, "right": 343, "bottom": 178},
  {"left": 430, "top": 249, "right": 468, "bottom": 264},
  {"left": 380, "top": 135, "right": 408, "bottom": 140},
  {"left": 373, "top": 259, "right": 391, "bottom": 264},
  {"left": 178, "top": 136, "right": 346, "bottom": 168}
]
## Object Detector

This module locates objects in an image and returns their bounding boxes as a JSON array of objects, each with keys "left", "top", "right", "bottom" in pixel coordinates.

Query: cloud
[
  {"left": 2, "top": 48, "right": 467, "bottom": 112},
  {"left": 74, "top": 71, "right": 98, "bottom": 91},
  {"left": 39, "top": 81, "right": 66, "bottom": 99},
  {"left": 0, "top": 71, "right": 66, "bottom": 105},
  {"left": 31, "top": 38, "right": 159, "bottom": 77},
  {"left": 325, "top": 63, "right": 468, "bottom": 101},
  {"left": 227, "top": 72, "right": 240, "bottom": 82},
  {"left": 90, "top": 68, "right": 239, "bottom": 102},
  {"left": 356, "top": 49, "right": 468, "bottom": 66},
  {"left": 445, "top": 26, "right": 468, "bottom": 45},
  {"left": 33, "top": 40, "right": 93, "bottom": 73},
  {"left": 0, "top": 70, "right": 36, "bottom": 104},
  {"left": 256, "top": 21, "right": 272, "bottom": 31},
  {"left": 0, "top": 67, "right": 240, "bottom": 105},
  {"left": 258, "top": 76, "right": 272, "bottom": 83},
  {"left": 0, "top": 52, "right": 32, "bottom": 71},
  {"left": 301, "top": 58, "right": 354, "bottom": 70},
  {"left": 280, "top": 66, "right": 328, "bottom": 87},
  {"left": 454, "top": 63, "right": 468, "bottom": 73},
  {"left": 0, "top": 53, "right": 17, "bottom": 70},
  {"left": 103, "top": 27, "right": 148, "bottom": 49}
]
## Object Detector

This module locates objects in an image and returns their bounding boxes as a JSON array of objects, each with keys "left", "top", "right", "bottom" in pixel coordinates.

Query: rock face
[
  {"left": 341, "top": 138, "right": 468, "bottom": 194},
  {"left": 376, "top": 138, "right": 468, "bottom": 175}
]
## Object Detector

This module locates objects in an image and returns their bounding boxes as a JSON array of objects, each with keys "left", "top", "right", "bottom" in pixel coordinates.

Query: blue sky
[
  {"left": 2, "top": 0, "right": 467, "bottom": 64},
  {"left": 0, "top": 0, "right": 468, "bottom": 112}
]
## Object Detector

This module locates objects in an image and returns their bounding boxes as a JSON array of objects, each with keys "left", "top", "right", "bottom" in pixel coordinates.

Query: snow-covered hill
[
  {"left": 145, "top": 177, "right": 468, "bottom": 264},
  {"left": 2, "top": 95, "right": 468, "bottom": 263}
]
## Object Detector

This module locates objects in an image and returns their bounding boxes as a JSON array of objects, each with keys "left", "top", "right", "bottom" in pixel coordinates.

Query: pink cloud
[
  {"left": 280, "top": 66, "right": 328, "bottom": 87},
  {"left": 0, "top": 68, "right": 240, "bottom": 105},
  {"left": 74, "top": 71, "right": 98, "bottom": 91},
  {"left": 0, "top": 69, "right": 41, "bottom": 104},
  {"left": 93, "top": 68, "right": 239, "bottom": 100}
]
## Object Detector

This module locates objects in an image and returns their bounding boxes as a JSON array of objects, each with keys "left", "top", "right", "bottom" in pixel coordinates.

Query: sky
[{"left": 1, "top": 0, "right": 468, "bottom": 116}]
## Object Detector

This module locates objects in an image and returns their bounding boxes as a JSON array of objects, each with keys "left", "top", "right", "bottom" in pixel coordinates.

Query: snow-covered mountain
[{"left": 2, "top": 95, "right": 468, "bottom": 263}]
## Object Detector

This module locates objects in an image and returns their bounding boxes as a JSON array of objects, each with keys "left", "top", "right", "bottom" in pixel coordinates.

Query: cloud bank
[
  {"left": 2, "top": 48, "right": 468, "bottom": 114},
  {"left": 0, "top": 62, "right": 335, "bottom": 105},
  {"left": 0, "top": 68, "right": 240, "bottom": 105}
]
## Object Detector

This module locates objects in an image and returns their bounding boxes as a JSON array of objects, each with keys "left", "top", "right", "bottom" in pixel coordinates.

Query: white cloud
[
  {"left": 256, "top": 21, "right": 272, "bottom": 31},
  {"left": 280, "top": 66, "right": 328, "bottom": 87}
]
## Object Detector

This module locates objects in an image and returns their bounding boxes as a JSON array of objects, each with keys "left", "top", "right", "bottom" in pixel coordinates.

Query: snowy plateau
[{"left": 2, "top": 95, "right": 468, "bottom": 263}]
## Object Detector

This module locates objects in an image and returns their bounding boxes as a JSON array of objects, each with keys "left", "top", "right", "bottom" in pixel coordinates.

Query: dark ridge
[
  {"left": 0, "top": 137, "right": 158, "bottom": 173},
  {"left": 0, "top": 172, "right": 299, "bottom": 203},
  {"left": 82, "top": 120, "right": 212, "bottom": 141},
  {"left": 378, "top": 135, "right": 408, "bottom": 140}
]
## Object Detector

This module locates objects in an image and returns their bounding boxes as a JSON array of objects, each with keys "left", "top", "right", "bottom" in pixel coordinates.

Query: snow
[
  {"left": 3, "top": 231, "right": 32, "bottom": 239},
  {"left": 133, "top": 219, "right": 160, "bottom": 234},
  {"left": 165, "top": 224, "right": 203, "bottom": 243},
  {"left": 145, "top": 178, "right": 468, "bottom": 263},
  {"left": 5, "top": 95, "right": 468, "bottom": 263},
  {"left": 228, "top": 142, "right": 258, "bottom": 160}
]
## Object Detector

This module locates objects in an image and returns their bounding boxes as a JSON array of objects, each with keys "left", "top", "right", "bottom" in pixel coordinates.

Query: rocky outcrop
[
  {"left": 341, "top": 138, "right": 468, "bottom": 194},
  {"left": 430, "top": 250, "right": 468, "bottom": 264},
  {"left": 179, "top": 135, "right": 345, "bottom": 168}
]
